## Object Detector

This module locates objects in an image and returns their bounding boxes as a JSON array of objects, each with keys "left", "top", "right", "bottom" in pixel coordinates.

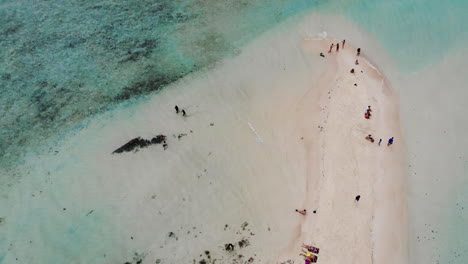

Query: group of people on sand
[
  {"left": 362, "top": 106, "right": 394, "bottom": 146},
  {"left": 294, "top": 210, "right": 320, "bottom": 263},
  {"left": 341, "top": 47, "right": 394, "bottom": 148},
  {"left": 300, "top": 244, "right": 320, "bottom": 263},
  {"left": 365, "top": 135, "right": 394, "bottom": 146},
  {"left": 161, "top": 105, "right": 189, "bottom": 150},
  {"left": 328, "top": 39, "right": 346, "bottom": 53},
  {"left": 174, "top": 105, "right": 186, "bottom": 116}
]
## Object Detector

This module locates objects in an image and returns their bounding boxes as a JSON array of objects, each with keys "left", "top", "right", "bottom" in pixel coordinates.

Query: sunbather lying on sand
[
  {"left": 300, "top": 251, "right": 318, "bottom": 263},
  {"left": 302, "top": 244, "right": 320, "bottom": 254},
  {"left": 295, "top": 209, "right": 307, "bottom": 215}
]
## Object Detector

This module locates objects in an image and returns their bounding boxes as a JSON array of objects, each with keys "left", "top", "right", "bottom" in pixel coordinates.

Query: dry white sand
[
  {"left": 274, "top": 39, "right": 408, "bottom": 264},
  {"left": 0, "top": 14, "right": 408, "bottom": 264}
]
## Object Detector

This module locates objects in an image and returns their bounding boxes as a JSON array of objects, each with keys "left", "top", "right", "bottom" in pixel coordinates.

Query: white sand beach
[
  {"left": 275, "top": 38, "right": 408, "bottom": 264},
  {"left": 0, "top": 15, "right": 408, "bottom": 264}
]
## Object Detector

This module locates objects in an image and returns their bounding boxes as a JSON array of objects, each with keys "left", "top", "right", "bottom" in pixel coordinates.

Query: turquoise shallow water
[
  {"left": 1, "top": 0, "right": 466, "bottom": 171},
  {"left": 0, "top": 0, "right": 326, "bottom": 172},
  {"left": 1, "top": 0, "right": 468, "bottom": 263},
  {"left": 338, "top": 0, "right": 468, "bottom": 71}
]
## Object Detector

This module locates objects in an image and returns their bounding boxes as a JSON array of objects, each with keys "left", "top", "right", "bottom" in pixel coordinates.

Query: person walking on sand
[
  {"left": 296, "top": 209, "right": 306, "bottom": 215},
  {"left": 342, "top": 39, "right": 346, "bottom": 49},
  {"left": 387, "top": 137, "right": 394, "bottom": 146},
  {"left": 355, "top": 59, "right": 359, "bottom": 65},
  {"left": 378, "top": 138, "right": 382, "bottom": 146},
  {"left": 336, "top": 43, "right": 340, "bottom": 52},
  {"left": 357, "top": 48, "right": 361, "bottom": 56},
  {"left": 182, "top": 109, "right": 186, "bottom": 116},
  {"left": 328, "top": 43, "right": 334, "bottom": 53},
  {"left": 175, "top": 105, "right": 179, "bottom": 113}
]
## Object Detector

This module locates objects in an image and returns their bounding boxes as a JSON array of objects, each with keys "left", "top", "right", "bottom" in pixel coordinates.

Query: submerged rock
[{"left": 112, "top": 135, "right": 166, "bottom": 154}]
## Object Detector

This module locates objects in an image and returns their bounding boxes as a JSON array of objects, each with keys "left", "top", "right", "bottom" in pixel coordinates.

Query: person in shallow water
[
  {"left": 296, "top": 209, "right": 307, "bottom": 215},
  {"left": 356, "top": 195, "right": 361, "bottom": 202},
  {"left": 387, "top": 137, "right": 394, "bottom": 146},
  {"left": 357, "top": 48, "right": 361, "bottom": 56},
  {"left": 175, "top": 105, "right": 179, "bottom": 113},
  {"left": 379, "top": 138, "right": 382, "bottom": 146},
  {"left": 182, "top": 109, "right": 186, "bottom": 116}
]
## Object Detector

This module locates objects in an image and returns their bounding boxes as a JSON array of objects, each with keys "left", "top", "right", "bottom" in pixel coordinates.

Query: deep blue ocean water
[{"left": 1, "top": 0, "right": 467, "bottom": 263}]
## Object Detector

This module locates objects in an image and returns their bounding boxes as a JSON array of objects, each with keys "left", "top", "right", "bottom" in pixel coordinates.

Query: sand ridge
[{"left": 275, "top": 38, "right": 407, "bottom": 264}]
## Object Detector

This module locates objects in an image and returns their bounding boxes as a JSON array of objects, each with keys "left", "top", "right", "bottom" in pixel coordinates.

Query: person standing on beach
[
  {"left": 342, "top": 39, "right": 346, "bottom": 48},
  {"left": 329, "top": 43, "right": 334, "bottom": 53},
  {"left": 175, "top": 105, "right": 179, "bottom": 113},
  {"left": 357, "top": 48, "right": 361, "bottom": 56},
  {"left": 226, "top": 243, "right": 235, "bottom": 251},
  {"left": 336, "top": 43, "right": 340, "bottom": 52},
  {"left": 378, "top": 139, "right": 382, "bottom": 146},
  {"left": 387, "top": 137, "right": 394, "bottom": 146},
  {"left": 355, "top": 195, "right": 361, "bottom": 202}
]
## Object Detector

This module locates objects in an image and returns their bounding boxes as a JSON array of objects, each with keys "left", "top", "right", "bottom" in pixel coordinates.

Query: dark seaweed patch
[
  {"left": 238, "top": 239, "right": 250, "bottom": 248},
  {"left": 112, "top": 135, "right": 166, "bottom": 154},
  {"left": 2, "top": 22, "right": 23, "bottom": 36},
  {"left": 114, "top": 74, "right": 181, "bottom": 101},
  {"left": 118, "top": 39, "right": 158, "bottom": 63},
  {"left": 64, "top": 37, "right": 87, "bottom": 48}
]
